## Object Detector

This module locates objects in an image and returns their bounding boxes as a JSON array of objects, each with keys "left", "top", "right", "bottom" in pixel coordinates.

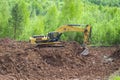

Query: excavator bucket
[{"left": 81, "top": 47, "right": 89, "bottom": 56}]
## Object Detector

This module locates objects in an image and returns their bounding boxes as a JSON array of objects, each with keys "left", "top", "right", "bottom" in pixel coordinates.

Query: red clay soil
[{"left": 0, "top": 38, "right": 120, "bottom": 80}]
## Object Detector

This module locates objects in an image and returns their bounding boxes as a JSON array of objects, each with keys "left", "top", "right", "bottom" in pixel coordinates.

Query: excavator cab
[{"left": 47, "top": 32, "right": 62, "bottom": 42}]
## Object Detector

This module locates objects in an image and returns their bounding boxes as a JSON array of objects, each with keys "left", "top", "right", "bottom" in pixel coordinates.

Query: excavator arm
[{"left": 55, "top": 24, "right": 91, "bottom": 44}]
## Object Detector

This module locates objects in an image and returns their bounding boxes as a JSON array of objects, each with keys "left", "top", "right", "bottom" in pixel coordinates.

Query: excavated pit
[{"left": 0, "top": 38, "right": 120, "bottom": 80}]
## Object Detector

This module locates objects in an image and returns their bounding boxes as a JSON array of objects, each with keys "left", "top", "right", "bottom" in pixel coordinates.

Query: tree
[
  {"left": 10, "top": 0, "right": 29, "bottom": 39},
  {"left": 45, "top": 4, "right": 59, "bottom": 32},
  {"left": 0, "top": 0, "right": 10, "bottom": 38}
]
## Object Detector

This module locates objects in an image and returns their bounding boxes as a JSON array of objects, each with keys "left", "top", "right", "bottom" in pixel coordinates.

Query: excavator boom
[
  {"left": 55, "top": 25, "right": 84, "bottom": 33},
  {"left": 55, "top": 24, "right": 91, "bottom": 44}
]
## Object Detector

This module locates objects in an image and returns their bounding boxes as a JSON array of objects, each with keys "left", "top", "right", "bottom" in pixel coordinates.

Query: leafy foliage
[
  {"left": 10, "top": 0, "right": 29, "bottom": 39},
  {"left": 87, "top": 0, "right": 120, "bottom": 7},
  {"left": 0, "top": 0, "right": 11, "bottom": 38},
  {"left": 110, "top": 76, "right": 120, "bottom": 80},
  {"left": 0, "top": 0, "right": 120, "bottom": 46}
]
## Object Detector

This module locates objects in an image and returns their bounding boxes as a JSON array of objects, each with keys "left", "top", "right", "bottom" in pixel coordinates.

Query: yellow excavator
[{"left": 30, "top": 24, "right": 92, "bottom": 55}]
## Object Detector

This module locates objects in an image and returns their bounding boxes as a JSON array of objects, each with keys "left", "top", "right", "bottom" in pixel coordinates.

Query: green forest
[{"left": 0, "top": 0, "right": 120, "bottom": 46}]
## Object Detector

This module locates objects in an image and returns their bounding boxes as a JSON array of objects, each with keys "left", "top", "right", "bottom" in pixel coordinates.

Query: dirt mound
[{"left": 0, "top": 38, "right": 120, "bottom": 80}]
